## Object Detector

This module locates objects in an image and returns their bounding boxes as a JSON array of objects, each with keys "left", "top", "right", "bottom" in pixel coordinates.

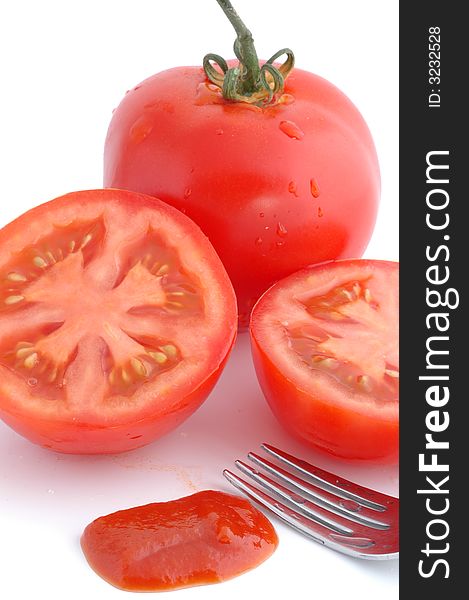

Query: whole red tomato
[{"left": 104, "top": 1, "right": 380, "bottom": 326}]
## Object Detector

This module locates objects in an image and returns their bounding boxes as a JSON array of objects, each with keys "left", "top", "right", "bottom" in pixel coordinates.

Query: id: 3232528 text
[{"left": 428, "top": 26, "right": 441, "bottom": 108}]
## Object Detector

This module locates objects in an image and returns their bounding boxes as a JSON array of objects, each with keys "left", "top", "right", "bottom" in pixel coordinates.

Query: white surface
[{"left": 0, "top": 1, "right": 398, "bottom": 599}]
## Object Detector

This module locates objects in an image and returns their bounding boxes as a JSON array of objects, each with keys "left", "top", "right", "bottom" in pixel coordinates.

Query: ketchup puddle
[{"left": 81, "top": 490, "right": 278, "bottom": 592}]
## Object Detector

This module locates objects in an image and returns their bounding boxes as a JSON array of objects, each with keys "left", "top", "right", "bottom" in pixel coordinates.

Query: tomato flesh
[
  {"left": 0, "top": 189, "right": 237, "bottom": 453},
  {"left": 81, "top": 490, "right": 278, "bottom": 592},
  {"left": 250, "top": 260, "right": 398, "bottom": 461},
  {"left": 104, "top": 65, "right": 380, "bottom": 327}
]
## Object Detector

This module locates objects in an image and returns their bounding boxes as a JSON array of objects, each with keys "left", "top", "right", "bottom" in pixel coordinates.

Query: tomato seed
[
  {"left": 5, "top": 294, "right": 25, "bottom": 305},
  {"left": 149, "top": 351, "right": 167, "bottom": 364},
  {"left": 160, "top": 344, "right": 177, "bottom": 358},
  {"left": 24, "top": 353, "right": 38, "bottom": 369},
  {"left": 16, "top": 347, "right": 34, "bottom": 358},
  {"left": 130, "top": 358, "right": 147, "bottom": 377},
  {"left": 357, "top": 375, "right": 372, "bottom": 391},
  {"left": 156, "top": 264, "right": 170, "bottom": 276},
  {"left": 33, "top": 257, "right": 47, "bottom": 268},
  {"left": 322, "top": 358, "right": 339, "bottom": 369},
  {"left": 81, "top": 234, "right": 93, "bottom": 249},
  {"left": 7, "top": 272, "right": 27, "bottom": 282}
]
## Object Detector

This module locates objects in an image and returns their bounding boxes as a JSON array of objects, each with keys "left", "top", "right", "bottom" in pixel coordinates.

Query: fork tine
[
  {"left": 223, "top": 468, "right": 379, "bottom": 559},
  {"left": 235, "top": 460, "right": 353, "bottom": 535},
  {"left": 245, "top": 453, "right": 390, "bottom": 530},
  {"left": 262, "top": 443, "right": 391, "bottom": 511},
  {"left": 224, "top": 469, "right": 339, "bottom": 544}
]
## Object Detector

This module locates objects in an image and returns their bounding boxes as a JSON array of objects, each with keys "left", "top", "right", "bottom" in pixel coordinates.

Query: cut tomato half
[
  {"left": 0, "top": 189, "right": 237, "bottom": 453},
  {"left": 250, "top": 260, "right": 398, "bottom": 461}
]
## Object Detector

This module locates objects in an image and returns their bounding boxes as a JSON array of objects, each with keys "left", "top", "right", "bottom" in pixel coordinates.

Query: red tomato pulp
[
  {"left": 104, "top": 65, "right": 380, "bottom": 327},
  {"left": 0, "top": 189, "right": 237, "bottom": 453},
  {"left": 250, "top": 260, "right": 399, "bottom": 461},
  {"left": 81, "top": 490, "right": 278, "bottom": 592}
]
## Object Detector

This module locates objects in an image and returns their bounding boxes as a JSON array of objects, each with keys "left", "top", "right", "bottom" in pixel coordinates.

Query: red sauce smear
[{"left": 81, "top": 490, "right": 278, "bottom": 592}]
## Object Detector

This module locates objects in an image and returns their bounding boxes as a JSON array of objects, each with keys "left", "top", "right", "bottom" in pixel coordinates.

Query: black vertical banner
[{"left": 400, "top": 1, "right": 464, "bottom": 596}]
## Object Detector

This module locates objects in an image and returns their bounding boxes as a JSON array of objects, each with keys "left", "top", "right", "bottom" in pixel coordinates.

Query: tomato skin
[
  {"left": 0, "top": 350, "right": 232, "bottom": 454},
  {"left": 251, "top": 336, "right": 398, "bottom": 461},
  {"left": 104, "top": 65, "right": 380, "bottom": 327},
  {"left": 0, "top": 189, "right": 237, "bottom": 454},
  {"left": 250, "top": 260, "right": 398, "bottom": 462}
]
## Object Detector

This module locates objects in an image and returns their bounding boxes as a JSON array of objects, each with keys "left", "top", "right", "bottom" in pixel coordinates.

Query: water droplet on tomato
[
  {"left": 310, "top": 178, "right": 320, "bottom": 198},
  {"left": 276, "top": 223, "right": 288, "bottom": 237},
  {"left": 318, "top": 207, "right": 324, "bottom": 218},
  {"left": 216, "top": 128, "right": 224, "bottom": 135},
  {"left": 255, "top": 237, "right": 263, "bottom": 245},
  {"left": 27, "top": 377, "right": 37, "bottom": 387},
  {"left": 184, "top": 188, "right": 192, "bottom": 199},
  {"left": 264, "top": 226, "right": 270, "bottom": 231},
  {"left": 279, "top": 120, "right": 304, "bottom": 140},
  {"left": 276, "top": 241, "right": 284, "bottom": 247},
  {"left": 259, "top": 212, "right": 265, "bottom": 218},
  {"left": 288, "top": 181, "right": 298, "bottom": 196},
  {"left": 278, "top": 93, "right": 295, "bottom": 105},
  {"left": 130, "top": 116, "right": 153, "bottom": 143},
  {"left": 194, "top": 82, "right": 224, "bottom": 106}
]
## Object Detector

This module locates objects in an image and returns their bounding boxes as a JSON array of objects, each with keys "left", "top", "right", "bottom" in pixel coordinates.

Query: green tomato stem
[
  {"left": 215, "top": 0, "right": 260, "bottom": 94},
  {"left": 203, "top": 0, "right": 296, "bottom": 106}
]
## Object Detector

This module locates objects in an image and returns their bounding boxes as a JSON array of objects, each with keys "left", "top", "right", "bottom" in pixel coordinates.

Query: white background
[{"left": 0, "top": 1, "right": 398, "bottom": 599}]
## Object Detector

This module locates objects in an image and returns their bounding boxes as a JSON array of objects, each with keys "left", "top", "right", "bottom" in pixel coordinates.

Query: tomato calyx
[{"left": 203, "top": 0, "right": 295, "bottom": 105}]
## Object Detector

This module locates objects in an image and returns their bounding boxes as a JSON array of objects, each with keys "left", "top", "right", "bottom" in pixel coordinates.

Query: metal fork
[{"left": 223, "top": 443, "right": 398, "bottom": 560}]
